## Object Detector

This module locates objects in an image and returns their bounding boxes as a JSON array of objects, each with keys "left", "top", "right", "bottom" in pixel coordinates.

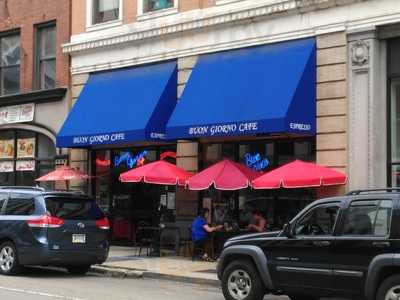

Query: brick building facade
[{"left": 0, "top": 0, "right": 71, "bottom": 187}]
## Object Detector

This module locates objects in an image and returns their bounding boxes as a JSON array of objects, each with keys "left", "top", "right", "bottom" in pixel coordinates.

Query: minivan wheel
[
  {"left": 67, "top": 265, "right": 91, "bottom": 275},
  {"left": 0, "top": 242, "right": 20, "bottom": 275},
  {"left": 222, "top": 260, "right": 265, "bottom": 300},
  {"left": 376, "top": 274, "right": 400, "bottom": 300}
]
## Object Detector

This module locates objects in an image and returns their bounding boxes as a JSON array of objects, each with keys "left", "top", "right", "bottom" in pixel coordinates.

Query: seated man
[
  {"left": 191, "top": 208, "right": 223, "bottom": 260},
  {"left": 247, "top": 209, "right": 267, "bottom": 233}
]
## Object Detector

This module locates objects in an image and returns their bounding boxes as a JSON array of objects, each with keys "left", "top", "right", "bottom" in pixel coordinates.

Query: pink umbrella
[
  {"left": 119, "top": 160, "right": 192, "bottom": 186},
  {"left": 187, "top": 159, "right": 261, "bottom": 191},
  {"left": 36, "top": 166, "right": 89, "bottom": 182},
  {"left": 252, "top": 160, "right": 347, "bottom": 189}
]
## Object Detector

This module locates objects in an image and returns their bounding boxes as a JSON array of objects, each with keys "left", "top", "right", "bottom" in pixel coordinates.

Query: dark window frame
[
  {"left": 35, "top": 21, "right": 56, "bottom": 90},
  {"left": 0, "top": 30, "right": 21, "bottom": 96},
  {"left": 387, "top": 38, "right": 400, "bottom": 187}
]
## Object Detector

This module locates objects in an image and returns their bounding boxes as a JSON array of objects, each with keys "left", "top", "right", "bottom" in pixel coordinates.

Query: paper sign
[
  {"left": 0, "top": 140, "right": 14, "bottom": 159},
  {"left": 17, "top": 138, "right": 35, "bottom": 158},
  {"left": 0, "top": 161, "right": 14, "bottom": 172},
  {"left": 16, "top": 160, "right": 35, "bottom": 171}
]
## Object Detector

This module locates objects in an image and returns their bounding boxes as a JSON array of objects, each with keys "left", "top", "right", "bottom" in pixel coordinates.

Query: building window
[
  {"left": 388, "top": 39, "right": 400, "bottom": 187},
  {"left": 0, "top": 129, "right": 56, "bottom": 188},
  {"left": 92, "top": 0, "right": 120, "bottom": 24},
  {"left": 0, "top": 33, "right": 20, "bottom": 95},
  {"left": 36, "top": 24, "right": 56, "bottom": 90},
  {"left": 143, "top": 0, "right": 174, "bottom": 13}
]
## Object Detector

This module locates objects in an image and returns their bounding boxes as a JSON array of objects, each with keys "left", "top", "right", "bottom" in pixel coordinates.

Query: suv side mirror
[{"left": 282, "top": 223, "right": 293, "bottom": 238}]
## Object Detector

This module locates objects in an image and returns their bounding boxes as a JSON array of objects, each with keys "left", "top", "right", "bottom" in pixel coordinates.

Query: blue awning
[
  {"left": 57, "top": 61, "right": 177, "bottom": 148},
  {"left": 166, "top": 38, "right": 316, "bottom": 139}
]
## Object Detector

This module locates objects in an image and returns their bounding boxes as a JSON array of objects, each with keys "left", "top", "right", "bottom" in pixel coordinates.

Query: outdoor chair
[{"left": 136, "top": 221, "right": 153, "bottom": 256}]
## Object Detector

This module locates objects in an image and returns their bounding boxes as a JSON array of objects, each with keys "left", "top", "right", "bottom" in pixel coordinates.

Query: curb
[{"left": 91, "top": 265, "right": 220, "bottom": 287}]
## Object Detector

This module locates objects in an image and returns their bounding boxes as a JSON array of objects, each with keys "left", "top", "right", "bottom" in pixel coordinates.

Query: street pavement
[{"left": 0, "top": 267, "right": 290, "bottom": 300}]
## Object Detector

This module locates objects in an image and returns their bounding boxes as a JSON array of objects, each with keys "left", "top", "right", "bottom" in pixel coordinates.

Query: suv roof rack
[
  {"left": 347, "top": 188, "right": 400, "bottom": 195},
  {"left": 0, "top": 186, "right": 45, "bottom": 192}
]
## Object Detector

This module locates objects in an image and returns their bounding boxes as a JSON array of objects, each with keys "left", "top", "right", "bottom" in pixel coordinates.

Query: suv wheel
[
  {"left": 67, "top": 265, "right": 91, "bottom": 275},
  {"left": 222, "top": 260, "right": 264, "bottom": 300},
  {"left": 0, "top": 242, "right": 20, "bottom": 275},
  {"left": 376, "top": 274, "right": 400, "bottom": 300}
]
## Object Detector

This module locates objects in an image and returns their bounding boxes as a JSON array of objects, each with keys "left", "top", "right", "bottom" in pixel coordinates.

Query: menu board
[
  {"left": 16, "top": 160, "right": 35, "bottom": 171},
  {"left": 0, "top": 139, "right": 14, "bottom": 159},
  {"left": 0, "top": 161, "right": 14, "bottom": 173},
  {"left": 17, "top": 138, "right": 35, "bottom": 158},
  {"left": 0, "top": 103, "right": 34, "bottom": 125}
]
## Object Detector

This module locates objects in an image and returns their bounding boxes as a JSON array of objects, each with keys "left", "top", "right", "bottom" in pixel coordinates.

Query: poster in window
[
  {"left": 17, "top": 138, "right": 35, "bottom": 158},
  {"left": 16, "top": 160, "right": 35, "bottom": 171},
  {"left": 0, "top": 140, "right": 14, "bottom": 159},
  {"left": 0, "top": 161, "right": 14, "bottom": 172}
]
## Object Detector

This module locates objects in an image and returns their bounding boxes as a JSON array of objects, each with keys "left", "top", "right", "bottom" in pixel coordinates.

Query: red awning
[
  {"left": 119, "top": 160, "right": 192, "bottom": 186},
  {"left": 188, "top": 159, "right": 261, "bottom": 191},
  {"left": 36, "top": 166, "right": 89, "bottom": 181},
  {"left": 252, "top": 160, "right": 347, "bottom": 189}
]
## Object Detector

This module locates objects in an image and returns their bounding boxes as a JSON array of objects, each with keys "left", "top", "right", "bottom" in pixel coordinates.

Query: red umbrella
[
  {"left": 119, "top": 160, "right": 192, "bottom": 186},
  {"left": 36, "top": 166, "right": 89, "bottom": 181},
  {"left": 252, "top": 160, "right": 347, "bottom": 189},
  {"left": 188, "top": 159, "right": 261, "bottom": 191}
]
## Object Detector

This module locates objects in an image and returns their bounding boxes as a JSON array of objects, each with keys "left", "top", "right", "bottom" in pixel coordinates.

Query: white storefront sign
[
  {"left": 0, "top": 103, "right": 35, "bottom": 125},
  {"left": 0, "top": 161, "right": 14, "bottom": 173},
  {"left": 16, "top": 160, "right": 36, "bottom": 171}
]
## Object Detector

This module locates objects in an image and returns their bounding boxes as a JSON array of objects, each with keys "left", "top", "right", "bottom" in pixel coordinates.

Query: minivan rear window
[{"left": 45, "top": 197, "right": 105, "bottom": 220}]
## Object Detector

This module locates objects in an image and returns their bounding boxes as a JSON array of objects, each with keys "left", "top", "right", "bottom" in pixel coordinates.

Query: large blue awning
[
  {"left": 166, "top": 38, "right": 316, "bottom": 139},
  {"left": 57, "top": 61, "right": 177, "bottom": 148}
]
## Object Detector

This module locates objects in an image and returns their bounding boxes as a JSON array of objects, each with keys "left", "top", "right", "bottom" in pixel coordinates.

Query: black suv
[
  {"left": 0, "top": 187, "right": 109, "bottom": 275},
  {"left": 217, "top": 188, "right": 400, "bottom": 300}
]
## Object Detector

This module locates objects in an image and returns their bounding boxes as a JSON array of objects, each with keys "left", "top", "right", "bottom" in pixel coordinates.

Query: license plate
[{"left": 72, "top": 234, "right": 86, "bottom": 244}]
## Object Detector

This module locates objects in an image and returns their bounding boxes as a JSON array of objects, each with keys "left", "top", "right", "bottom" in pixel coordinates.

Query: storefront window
[
  {"left": 93, "top": 145, "right": 177, "bottom": 242},
  {"left": 202, "top": 138, "right": 315, "bottom": 230},
  {"left": 0, "top": 129, "right": 55, "bottom": 188},
  {"left": 389, "top": 39, "right": 400, "bottom": 187}
]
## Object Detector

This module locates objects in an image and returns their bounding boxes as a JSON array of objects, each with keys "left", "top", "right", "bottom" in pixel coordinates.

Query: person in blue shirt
[{"left": 191, "top": 208, "right": 223, "bottom": 260}]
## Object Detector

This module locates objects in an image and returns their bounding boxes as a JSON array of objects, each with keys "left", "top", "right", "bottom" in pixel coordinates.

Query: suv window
[
  {"left": 342, "top": 200, "right": 393, "bottom": 236},
  {"left": 5, "top": 193, "right": 36, "bottom": 216},
  {"left": 294, "top": 204, "right": 340, "bottom": 236},
  {"left": 45, "top": 197, "right": 104, "bottom": 220},
  {"left": 0, "top": 192, "right": 7, "bottom": 213}
]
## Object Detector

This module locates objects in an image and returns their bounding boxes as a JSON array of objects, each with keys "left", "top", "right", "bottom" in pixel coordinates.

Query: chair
[
  {"left": 136, "top": 221, "right": 152, "bottom": 256},
  {"left": 179, "top": 227, "right": 192, "bottom": 257}
]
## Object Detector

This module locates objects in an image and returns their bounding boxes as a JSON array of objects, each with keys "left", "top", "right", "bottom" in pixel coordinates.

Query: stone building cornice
[{"left": 63, "top": 0, "right": 365, "bottom": 55}]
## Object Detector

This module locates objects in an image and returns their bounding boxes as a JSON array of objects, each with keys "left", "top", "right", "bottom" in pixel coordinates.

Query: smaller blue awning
[
  {"left": 166, "top": 38, "right": 316, "bottom": 139},
  {"left": 57, "top": 61, "right": 177, "bottom": 148}
]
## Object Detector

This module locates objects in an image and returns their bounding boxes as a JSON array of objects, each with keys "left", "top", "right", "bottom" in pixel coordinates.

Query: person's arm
[
  {"left": 203, "top": 224, "right": 223, "bottom": 233},
  {"left": 251, "top": 218, "right": 267, "bottom": 232}
]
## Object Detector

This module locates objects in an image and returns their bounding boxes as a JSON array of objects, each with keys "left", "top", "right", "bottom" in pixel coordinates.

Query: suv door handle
[
  {"left": 313, "top": 241, "right": 331, "bottom": 247},
  {"left": 372, "top": 241, "right": 391, "bottom": 248}
]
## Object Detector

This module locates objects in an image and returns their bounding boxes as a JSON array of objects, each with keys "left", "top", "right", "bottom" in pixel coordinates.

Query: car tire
[
  {"left": 376, "top": 274, "right": 400, "bottom": 300},
  {"left": 221, "top": 259, "right": 265, "bottom": 300},
  {"left": 0, "top": 241, "right": 20, "bottom": 275},
  {"left": 67, "top": 265, "right": 91, "bottom": 275}
]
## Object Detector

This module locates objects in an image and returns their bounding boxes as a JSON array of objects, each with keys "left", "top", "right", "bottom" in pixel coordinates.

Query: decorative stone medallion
[{"left": 351, "top": 40, "right": 370, "bottom": 66}]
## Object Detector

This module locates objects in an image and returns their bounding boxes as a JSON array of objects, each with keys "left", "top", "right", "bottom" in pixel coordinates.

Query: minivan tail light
[
  {"left": 96, "top": 218, "right": 110, "bottom": 230},
  {"left": 27, "top": 215, "right": 64, "bottom": 228}
]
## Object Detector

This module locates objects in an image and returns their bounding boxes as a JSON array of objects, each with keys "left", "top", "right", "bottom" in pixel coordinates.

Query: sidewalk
[{"left": 94, "top": 246, "right": 219, "bottom": 286}]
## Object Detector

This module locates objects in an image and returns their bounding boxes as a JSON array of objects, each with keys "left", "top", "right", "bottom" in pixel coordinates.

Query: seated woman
[
  {"left": 191, "top": 208, "right": 223, "bottom": 261},
  {"left": 247, "top": 209, "right": 267, "bottom": 233}
]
